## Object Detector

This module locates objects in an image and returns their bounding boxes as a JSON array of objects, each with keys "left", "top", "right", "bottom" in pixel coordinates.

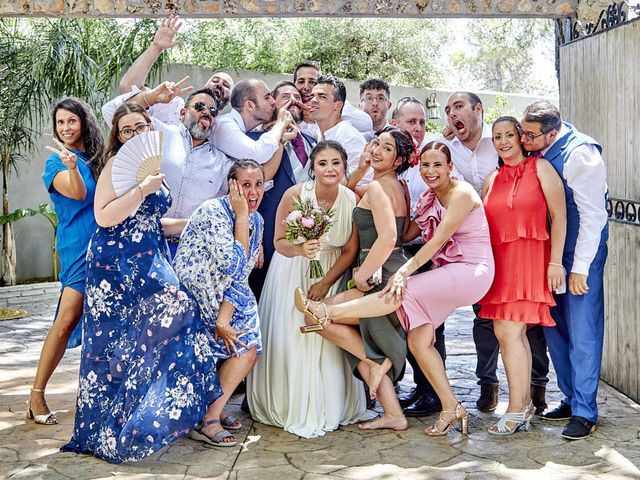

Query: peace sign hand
[
  {"left": 152, "top": 14, "right": 183, "bottom": 51},
  {"left": 45, "top": 138, "right": 78, "bottom": 170},
  {"left": 151, "top": 76, "right": 193, "bottom": 104}
]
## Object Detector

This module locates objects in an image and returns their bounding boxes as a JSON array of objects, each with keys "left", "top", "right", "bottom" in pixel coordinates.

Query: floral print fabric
[
  {"left": 173, "top": 196, "right": 263, "bottom": 359},
  {"left": 61, "top": 188, "right": 221, "bottom": 464}
]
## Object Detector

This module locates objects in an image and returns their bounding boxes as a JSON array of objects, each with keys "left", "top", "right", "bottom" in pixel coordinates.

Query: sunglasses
[{"left": 191, "top": 101, "right": 218, "bottom": 117}]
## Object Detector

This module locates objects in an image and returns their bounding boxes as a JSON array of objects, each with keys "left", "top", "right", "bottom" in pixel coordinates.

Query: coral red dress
[{"left": 479, "top": 157, "right": 556, "bottom": 326}]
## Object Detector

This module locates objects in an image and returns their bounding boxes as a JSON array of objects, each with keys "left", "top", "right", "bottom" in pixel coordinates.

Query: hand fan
[{"left": 111, "top": 131, "right": 164, "bottom": 197}]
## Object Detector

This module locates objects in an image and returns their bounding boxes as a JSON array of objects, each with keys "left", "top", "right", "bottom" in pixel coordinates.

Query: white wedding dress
[{"left": 247, "top": 182, "right": 368, "bottom": 438}]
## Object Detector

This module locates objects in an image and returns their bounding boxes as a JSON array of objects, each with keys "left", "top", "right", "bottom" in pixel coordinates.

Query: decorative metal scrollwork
[
  {"left": 607, "top": 197, "right": 640, "bottom": 226},
  {"left": 556, "top": 1, "right": 630, "bottom": 46}
]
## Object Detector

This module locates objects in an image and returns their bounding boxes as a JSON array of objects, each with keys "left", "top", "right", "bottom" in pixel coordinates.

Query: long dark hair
[
  {"left": 492, "top": 116, "right": 524, "bottom": 167},
  {"left": 378, "top": 126, "right": 414, "bottom": 174},
  {"left": 51, "top": 97, "right": 105, "bottom": 179},
  {"left": 308, "top": 140, "right": 348, "bottom": 181},
  {"left": 103, "top": 104, "right": 152, "bottom": 174}
]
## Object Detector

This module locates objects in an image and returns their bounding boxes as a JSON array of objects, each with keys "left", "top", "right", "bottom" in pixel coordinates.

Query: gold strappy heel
[
  {"left": 425, "top": 403, "right": 469, "bottom": 437},
  {"left": 293, "top": 287, "right": 331, "bottom": 333}
]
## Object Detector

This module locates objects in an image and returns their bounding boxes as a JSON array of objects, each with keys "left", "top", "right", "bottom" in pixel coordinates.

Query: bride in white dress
[{"left": 247, "top": 141, "right": 369, "bottom": 438}]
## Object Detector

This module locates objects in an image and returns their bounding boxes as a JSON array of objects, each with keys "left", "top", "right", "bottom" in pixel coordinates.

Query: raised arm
[
  {"left": 119, "top": 15, "right": 183, "bottom": 93},
  {"left": 45, "top": 140, "right": 87, "bottom": 201},
  {"left": 93, "top": 158, "right": 164, "bottom": 228}
]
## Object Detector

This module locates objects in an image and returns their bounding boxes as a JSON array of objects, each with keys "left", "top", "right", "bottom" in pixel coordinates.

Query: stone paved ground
[{"left": 1, "top": 299, "right": 639, "bottom": 480}]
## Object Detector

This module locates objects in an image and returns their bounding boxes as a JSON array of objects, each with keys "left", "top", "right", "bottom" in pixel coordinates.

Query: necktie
[{"left": 291, "top": 134, "right": 308, "bottom": 167}]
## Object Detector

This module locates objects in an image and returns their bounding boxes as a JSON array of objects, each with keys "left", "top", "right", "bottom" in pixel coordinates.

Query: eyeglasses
[
  {"left": 362, "top": 95, "right": 389, "bottom": 105},
  {"left": 191, "top": 101, "right": 218, "bottom": 117},
  {"left": 521, "top": 130, "right": 547, "bottom": 141},
  {"left": 119, "top": 123, "right": 150, "bottom": 139}
]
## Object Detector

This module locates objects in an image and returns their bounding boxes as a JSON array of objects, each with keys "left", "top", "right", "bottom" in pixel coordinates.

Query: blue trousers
[{"left": 544, "top": 243, "right": 607, "bottom": 423}]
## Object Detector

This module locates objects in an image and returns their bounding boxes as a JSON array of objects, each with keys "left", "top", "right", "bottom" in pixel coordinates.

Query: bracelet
[
  {"left": 141, "top": 92, "right": 151, "bottom": 109},
  {"left": 136, "top": 185, "right": 145, "bottom": 200},
  {"left": 279, "top": 138, "right": 289, "bottom": 146},
  {"left": 236, "top": 219, "right": 249, "bottom": 224},
  {"left": 548, "top": 262, "right": 564, "bottom": 268}
]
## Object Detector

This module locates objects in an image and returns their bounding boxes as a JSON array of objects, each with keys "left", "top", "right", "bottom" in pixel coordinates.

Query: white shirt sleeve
[
  {"left": 343, "top": 101, "right": 373, "bottom": 134},
  {"left": 102, "top": 92, "right": 137, "bottom": 127},
  {"left": 212, "top": 115, "right": 279, "bottom": 164},
  {"left": 563, "top": 144, "right": 608, "bottom": 275}
]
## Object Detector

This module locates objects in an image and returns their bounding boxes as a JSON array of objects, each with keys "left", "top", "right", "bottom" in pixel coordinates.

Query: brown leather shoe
[
  {"left": 476, "top": 384, "right": 498, "bottom": 412},
  {"left": 530, "top": 385, "right": 548, "bottom": 415}
]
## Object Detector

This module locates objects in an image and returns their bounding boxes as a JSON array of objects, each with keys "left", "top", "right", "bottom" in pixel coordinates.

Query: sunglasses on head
[{"left": 192, "top": 101, "right": 218, "bottom": 117}]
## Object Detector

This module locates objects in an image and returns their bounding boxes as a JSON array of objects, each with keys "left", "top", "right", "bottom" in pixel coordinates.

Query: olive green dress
[{"left": 348, "top": 207, "right": 411, "bottom": 381}]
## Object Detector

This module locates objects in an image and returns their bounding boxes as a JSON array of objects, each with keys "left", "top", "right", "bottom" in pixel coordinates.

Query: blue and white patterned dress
[
  {"left": 61, "top": 188, "right": 221, "bottom": 464},
  {"left": 173, "top": 196, "right": 263, "bottom": 359}
]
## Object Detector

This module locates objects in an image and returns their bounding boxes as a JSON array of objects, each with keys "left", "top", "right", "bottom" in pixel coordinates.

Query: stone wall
[
  {"left": 0, "top": 282, "right": 61, "bottom": 309},
  {"left": 0, "top": 0, "right": 583, "bottom": 19}
]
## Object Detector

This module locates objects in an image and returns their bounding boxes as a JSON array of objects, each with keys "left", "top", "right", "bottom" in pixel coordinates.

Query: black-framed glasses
[
  {"left": 119, "top": 123, "right": 150, "bottom": 139},
  {"left": 521, "top": 130, "right": 547, "bottom": 141},
  {"left": 191, "top": 101, "right": 218, "bottom": 117}
]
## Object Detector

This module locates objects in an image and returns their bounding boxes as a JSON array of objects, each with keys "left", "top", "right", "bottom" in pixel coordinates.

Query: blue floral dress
[
  {"left": 61, "top": 188, "right": 221, "bottom": 464},
  {"left": 173, "top": 196, "right": 263, "bottom": 359}
]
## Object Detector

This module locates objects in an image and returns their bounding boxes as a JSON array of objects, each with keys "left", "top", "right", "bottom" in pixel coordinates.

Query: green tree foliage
[
  {"left": 175, "top": 18, "right": 450, "bottom": 87},
  {"left": 451, "top": 19, "right": 554, "bottom": 95}
]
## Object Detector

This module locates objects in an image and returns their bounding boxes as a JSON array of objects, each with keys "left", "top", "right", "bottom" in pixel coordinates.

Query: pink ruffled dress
[
  {"left": 397, "top": 190, "right": 495, "bottom": 338},
  {"left": 478, "top": 157, "right": 556, "bottom": 326}
]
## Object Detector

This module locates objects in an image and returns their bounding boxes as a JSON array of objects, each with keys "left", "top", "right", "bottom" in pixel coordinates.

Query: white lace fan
[{"left": 111, "top": 131, "right": 164, "bottom": 197}]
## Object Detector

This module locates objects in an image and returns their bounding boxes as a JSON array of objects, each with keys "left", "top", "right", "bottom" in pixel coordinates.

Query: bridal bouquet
[{"left": 284, "top": 196, "right": 335, "bottom": 278}]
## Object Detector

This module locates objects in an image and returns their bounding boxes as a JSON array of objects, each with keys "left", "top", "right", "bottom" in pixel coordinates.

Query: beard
[{"left": 184, "top": 111, "right": 212, "bottom": 140}]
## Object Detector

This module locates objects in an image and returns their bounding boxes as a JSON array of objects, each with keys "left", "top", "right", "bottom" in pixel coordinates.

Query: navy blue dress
[
  {"left": 62, "top": 188, "right": 221, "bottom": 463},
  {"left": 42, "top": 150, "right": 97, "bottom": 348}
]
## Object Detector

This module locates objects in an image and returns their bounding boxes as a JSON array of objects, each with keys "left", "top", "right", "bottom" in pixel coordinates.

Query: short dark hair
[
  {"left": 230, "top": 79, "right": 260, "bottom": 111},
  {"left": 464, "top": 92, "right": 482, "bottom": 110},
  {"left": 421, "top": 141, "right": 453, "bottom": 164},
  {"left": 391, "top": 97, "right": 424, "bottom": 120},
  {"left": 522, "top": 100, "right": 562, "bottom": 133},
  {"left": 315, "top": 74, "right": 346, "bottom": 104},
  {"left": 359, "top": 78, "right": 390, "bottom": 99},
  {"left": 185, "top": 88, "right": 217, "bottom": 108},
  {"left": 308, "top": 140, "right": 348, "bottom": 181},
  {"left": 271, "top": 81, "right": 298, "bottom": 98},
  {"left": 293, "top": 61, "right": 321, "bottom": 83},
  {"left": 378, "top": 126, "right": 414, "bottom": 175},
  {"left": 227, "top": 159, "right": 264, "bottom": 181}
]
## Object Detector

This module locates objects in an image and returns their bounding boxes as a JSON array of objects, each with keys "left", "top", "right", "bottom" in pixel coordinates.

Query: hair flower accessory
[{"left": 408, "top": 138, "right": 421, "bottom": 168}]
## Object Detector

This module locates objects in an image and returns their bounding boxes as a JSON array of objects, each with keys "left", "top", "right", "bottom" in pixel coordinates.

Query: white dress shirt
[
  {"left": 321, "top": 120, "right": 369, "bottom": 184},
  {"left": 212, "top": 108, "right": 280, "bottom": 164},
  {"left": 342, "top": 101, "right": 374, "bottom": 134},
  {"left": 543, "top": 125, "right": 608, "bottom": 276},
  {"left": 438, "top": 123, "right": 498, "bottom": 194},
  {"left": 102, "top": 94, "right": 233, "bottom": 220}
]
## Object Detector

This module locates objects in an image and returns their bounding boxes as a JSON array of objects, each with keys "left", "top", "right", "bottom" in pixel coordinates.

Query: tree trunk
[{"left": 1, "top": 147, "right": 17, "bottom": 286}]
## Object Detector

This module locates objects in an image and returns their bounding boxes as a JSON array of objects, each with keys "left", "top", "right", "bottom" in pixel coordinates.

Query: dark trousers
[
  {"left": 403, "top": 243, "right": 447, "bottom": 395},
  {"left": 472, "top": 304, "right": 549, "bottom": 387}
]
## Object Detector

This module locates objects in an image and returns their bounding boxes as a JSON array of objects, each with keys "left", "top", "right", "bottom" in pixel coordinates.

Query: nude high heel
[
  {"left": 293, "top": 287, "right": 331, "bottom": 333},
  {"left": 425, "top": 403, "right": 469, "bottom": 436}
]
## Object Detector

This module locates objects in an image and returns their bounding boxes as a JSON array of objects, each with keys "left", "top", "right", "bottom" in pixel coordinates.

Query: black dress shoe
[
  {"left": 403, "top": 394, "right": 442, "bottom": 417},
  {"left": 398, "top": 387, "right": 421, "bottom": 408},
  {"left": 530, "top": 385, "right": 548, "bottom": 415},
  {"left": 240, "top": 394, "right": 251, "bottom": 414},
  {"left": 539, "top": 401, "right": 572, "bottom": 421},
  {"left": 562, "top": 416, "right": 596, "bottom": 440},
  {"left": 476, "top": 384, "right": 499, "bottom": 412}
]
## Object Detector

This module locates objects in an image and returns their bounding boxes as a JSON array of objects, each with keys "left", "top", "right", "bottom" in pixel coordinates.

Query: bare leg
[
  {"left": 30, "top": 287, "right": 83, "bottom": 415},
  {"left": 491, "top": 320, "right": 531, "bottom": 431},
  {"left": 357, "top": 361, "right": 407, "bottom": 431},
  {"left": 201, "top": 347, "right": 259, "bottom": 443}
]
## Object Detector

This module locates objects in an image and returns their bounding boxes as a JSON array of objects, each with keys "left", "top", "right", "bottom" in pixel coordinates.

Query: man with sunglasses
[
  {"left": 118, "top": 15, "right": 235, "bottom": 126},
  {"left": 439, "top": 91, "right": 551, "bottom": 418},
  {"left": 103, "top": 81, "right": 233, "bottom": 257},
  {"left": 521, "top": 100, "right": 608, "bottom": 440}
]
